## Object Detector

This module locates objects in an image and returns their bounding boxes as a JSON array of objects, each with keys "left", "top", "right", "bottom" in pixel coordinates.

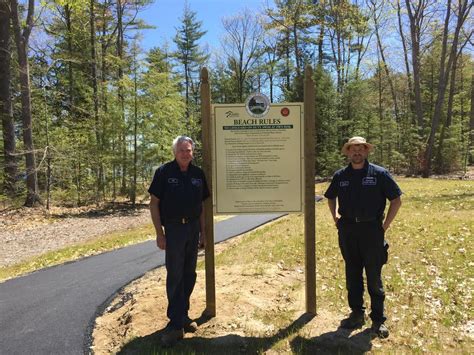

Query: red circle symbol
[{"left": 281, "top": 107, "right": 290, "bottom": 116}]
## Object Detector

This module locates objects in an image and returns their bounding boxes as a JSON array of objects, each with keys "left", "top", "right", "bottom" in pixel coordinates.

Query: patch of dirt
[
  {"left": 91, "top": 237, "right": 382, "bottom": 354},
  {"left": 0, "top": 203, "right": 151, "bottom": 267}
]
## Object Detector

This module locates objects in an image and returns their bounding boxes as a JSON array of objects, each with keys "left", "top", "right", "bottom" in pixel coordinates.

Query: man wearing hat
[{"left": 324, "top": 136, "right": 402, "bottom": 338}]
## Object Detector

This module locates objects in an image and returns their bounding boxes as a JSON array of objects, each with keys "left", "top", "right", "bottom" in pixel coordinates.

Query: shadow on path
[{"left": 118, "top": 312, "right": 374, "bottom": 354}]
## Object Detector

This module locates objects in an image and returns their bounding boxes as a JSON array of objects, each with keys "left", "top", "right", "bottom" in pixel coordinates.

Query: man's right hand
[{"left": 156, "top": 232, "right": 166, "bottom": 250}]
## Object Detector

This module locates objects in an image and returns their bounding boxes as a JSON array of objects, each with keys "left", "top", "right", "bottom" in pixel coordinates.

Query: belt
[
  {"left": 165, "top": 217, "right": 197, "bottom": 225},
  {"left": 340, "top": 216, "right": 381, "bottom": 223}
]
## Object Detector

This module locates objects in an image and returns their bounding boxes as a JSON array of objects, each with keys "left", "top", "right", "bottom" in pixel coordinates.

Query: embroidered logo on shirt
[
  {"left": 191, "top": 178, "right": 202, "bottom": 187},
  {"left": 362, "top": 177, "right": 377, "bottom": 186},
  {"left": 168, "top": 178, "right": 179, "bottom": 184},
  {"left": 340, "top": 181, "right": 349, "bottom": 187}
]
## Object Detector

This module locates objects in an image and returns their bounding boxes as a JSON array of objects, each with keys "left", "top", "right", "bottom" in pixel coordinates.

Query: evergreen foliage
[{"left": 0, "top": 0, "right": 472, "bottom": 207}]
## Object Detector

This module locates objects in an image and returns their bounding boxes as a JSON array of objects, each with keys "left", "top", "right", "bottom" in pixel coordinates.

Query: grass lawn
[
  {"left": 314, "top": 178, "right": 473, "bottom": 352},
  {"left": 204, "top": 177, "right": 473, "bottom": 353}
]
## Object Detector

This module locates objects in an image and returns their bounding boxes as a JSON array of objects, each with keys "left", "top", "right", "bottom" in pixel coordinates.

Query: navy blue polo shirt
[
  {"left": 148, "top": 160, "right": 210, "bottom": 223},
  {"left": 324, "top": 160, "right": 402, "bottom": 220}
]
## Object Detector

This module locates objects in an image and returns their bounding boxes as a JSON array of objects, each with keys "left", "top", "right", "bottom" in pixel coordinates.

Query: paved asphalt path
[{"left": 0, "top": 213, "right": 284, "bottom": 355}]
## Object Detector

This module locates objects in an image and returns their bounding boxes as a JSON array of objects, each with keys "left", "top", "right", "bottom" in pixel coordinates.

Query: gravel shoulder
[{"left": 0, "top": 204, "right": 151, "bottom": 268}]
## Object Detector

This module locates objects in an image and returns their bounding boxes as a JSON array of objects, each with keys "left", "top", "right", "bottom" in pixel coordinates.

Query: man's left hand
[{"left": 199, "top": 231, "right": 206, "bottom": 249}]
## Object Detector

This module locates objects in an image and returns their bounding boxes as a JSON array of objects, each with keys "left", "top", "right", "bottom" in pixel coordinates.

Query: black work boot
[
  {"left": 340, "top": 312, "right": 365, "bottom": 329},
  {"left": 183, "top": 316, "right": 198, "bottom": 333},
  {"left": 371, "top": 322, "right": 389, "bottom": 338}
]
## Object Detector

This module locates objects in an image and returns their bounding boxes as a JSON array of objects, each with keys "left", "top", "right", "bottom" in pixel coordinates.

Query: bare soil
[
  {"left": 91, "top": 231, "right": 383, "bottom": 355},
  {"left": 0, "top": 203, "right": 150, "bottom": 267}
]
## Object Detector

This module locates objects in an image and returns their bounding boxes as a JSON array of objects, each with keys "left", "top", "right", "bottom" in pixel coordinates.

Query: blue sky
[{"left": 139, "top": 0, "right": 273, "bottom": 51}]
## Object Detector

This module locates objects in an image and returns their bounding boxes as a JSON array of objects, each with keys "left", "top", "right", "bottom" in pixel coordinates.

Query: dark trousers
[
  {"left": 337, "top": 220, "right": 388, "bottom": 323},
  {"left": 164, "top": 219, "right": 200, "bottom": 329}
]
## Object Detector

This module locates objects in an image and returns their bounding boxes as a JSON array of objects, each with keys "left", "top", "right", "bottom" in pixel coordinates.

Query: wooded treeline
[{"left": 0, "top": 0, "right": 473, "bottom": 207}]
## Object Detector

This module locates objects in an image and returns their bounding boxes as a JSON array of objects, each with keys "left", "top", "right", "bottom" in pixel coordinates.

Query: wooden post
[
  {"left": 200, "top": 67, "right": 216, "bottom": 317},
  {"left": 304, "top": 65, "right": 316, "bottom": 315}
]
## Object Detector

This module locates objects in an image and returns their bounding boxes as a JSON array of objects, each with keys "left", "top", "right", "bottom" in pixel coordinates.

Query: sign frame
[
  {"left": 200, "top": 67, "right": 316, "bottom": 317},
  {"left": 212, "top": 102, "right": 305, "bottom": 215}
]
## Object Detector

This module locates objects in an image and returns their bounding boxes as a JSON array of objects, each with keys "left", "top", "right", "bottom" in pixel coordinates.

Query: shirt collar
[
  {"left": 171, "top": 159, "right": 193, "bottom": 172},
  {"left": 347, "top": 159, "right": 369, "bottom": 172}
]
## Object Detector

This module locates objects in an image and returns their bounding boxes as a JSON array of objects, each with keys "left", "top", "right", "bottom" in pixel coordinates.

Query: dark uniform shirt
[
  {"left": 148, "top": 160, "right": 210, "bottom": 224},
  {"left": 324, "top": 160, "right": 402, "bottom": 220}
]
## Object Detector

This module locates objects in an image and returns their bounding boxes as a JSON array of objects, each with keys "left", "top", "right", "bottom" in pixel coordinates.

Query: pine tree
[
  {"left": 0, "top": 1, "right": 17, "bottom": 196},
  {"left": 11, "top": 0, "right": 41, "bottom": 206},
  {"left": 173, "top": 3, "right": 208, "bottom": 129}
]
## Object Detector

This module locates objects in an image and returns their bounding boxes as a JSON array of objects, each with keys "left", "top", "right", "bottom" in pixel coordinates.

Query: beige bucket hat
[{"left": 341, "top": 136, "right": 374, "bottom": 155}]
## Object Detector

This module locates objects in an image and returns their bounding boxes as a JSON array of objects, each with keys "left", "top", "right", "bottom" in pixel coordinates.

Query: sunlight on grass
[{"left": 205, "top": 178, "right": 473, "bottom": 352}]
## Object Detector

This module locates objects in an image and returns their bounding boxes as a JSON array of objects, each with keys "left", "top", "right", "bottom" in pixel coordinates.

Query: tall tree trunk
[
  {"left": 423, "top": 0, "right": 471, "bottom": 177},
  {"left": 469, "top": 73, "right": 474, "bottom": 165},
  {"left": 429, "top": 58, "right": 435, "bottom": 117},
  {"left": 396, "top": 0, "right": 414, "bottom": 123},
  {"left": 116, "top": 0, "right": 127, "bottom": 194},
  {"left": 336, "top": 30, "right": 342, "bottom": 94},
  {"left": 317, "top": 23, "right": 324, "bottom": 66},
  {"left": 377, "top": 54, "right": 384, "bottom": 163},
  {"left": 184, "top": 61, "right": 190, "bottom": 124},
  {"left": 371, "top": 0, "right": 400, "bottom": 121},
  {"left": 100, "top": 2, "right": 109, "bottom": 114},
  {"left": 285, "top": 29, "right": 291, "bottom": 92},
  {"left": 269, "top": 73, "right": 274, "bottom": 103},
  {"left": 100, "top": 3, "right": 111, "bottom": 198},
  {"left": 75, "top": 160, "right": 81, "bottom": 205},
  {"left": 405, "top": 0, "right": 424, "bottom": 130},
  {"left": 445, "top": 57, "right": 458, "bottom": 129},
  {"left": 64, "top": 4, "right": 74, "bottom": 115},
  {"left": 0, "top": 1, "right": 17, "bottom": 196},
  {"left": 292, "top": 22, "right": 304, "bottom": 101},
  {"left": 131, "top": 53, "right": 138, "bottom": 206},
  {"left": 344, "top": 37, "right": 350, "bottom": 87},
  {"left": 435, "top": 51, "right": 462, "bottom": 172},
  {"left": 44, "top": 104, "right": 51, "bottom": 210},
  {"left": 11, "top": 0, "right": 40, "bottom": 206},
  {"left": 90, "top": 0, "right": 102, "bottom": 201},
  {"left": 292, "top": 23, "right": 301, "bottom": 79},
  {"left": 354, "top": 34, "right": 367, "bottom": 82}
]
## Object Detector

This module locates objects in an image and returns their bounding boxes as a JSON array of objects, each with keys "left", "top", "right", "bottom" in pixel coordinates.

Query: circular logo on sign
[
  {"left": 245, "top": 93, "right": 270, "bottom": 118},
  {"left": 281, "top": 107, "right": 290, "bottom": 117}
]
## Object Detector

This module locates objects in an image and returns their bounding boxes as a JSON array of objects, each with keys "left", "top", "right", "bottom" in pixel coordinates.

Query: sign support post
[
  {"left": 200, "top": 68, "right": 216, "bottom": 317},
  {"left": 304, "top": 65, "right": 316, "bottom": 315},
  {"left": 200, "top": 66, "right": 316, "bottom": 317}
]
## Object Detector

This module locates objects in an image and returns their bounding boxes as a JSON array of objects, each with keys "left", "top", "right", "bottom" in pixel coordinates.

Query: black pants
[
  {"left": 337, "top": 220, "right": 388, "bottom": 323},
  {"left": 164, "top": 219, "right": 200, "bottom": 329}
]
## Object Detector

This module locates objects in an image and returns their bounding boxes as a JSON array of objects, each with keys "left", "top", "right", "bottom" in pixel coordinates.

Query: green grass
[{"left": 314, "top": 178, "right": 473, "bottom": 352}]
